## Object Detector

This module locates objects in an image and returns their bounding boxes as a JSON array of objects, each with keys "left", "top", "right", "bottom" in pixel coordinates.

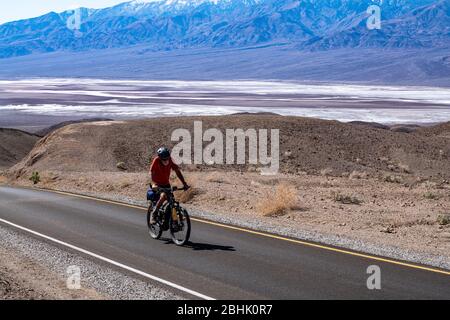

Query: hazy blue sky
[{"left": 0, "top": 1, "right": 128, "bottom": 24}]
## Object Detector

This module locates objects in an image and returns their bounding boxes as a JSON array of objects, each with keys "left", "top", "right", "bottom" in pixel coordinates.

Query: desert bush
[
  {"left": 383, "top": 175, "right": 403, "bottom": 184},
  {"left": 258, "top": 177, "right": 281, "bottom": 185},
  {"left": 320, "top": 168, "right": 333, "bottom": 177},
  {"left": 398, "top": 163, "right": 411, "bottom": 174},
  {"left": 105, "top": 184, "right": 115, "bottom": 192},
  {"left": 120, "top": 181, "right": 132, "bottom": 189},
  {"left": 116, "top": 162, "right": 127, "bottom": 171},
  {"left": 424, "top": 191, "right": 440, "bottom": 200},
  {"left": 319, "top": 181, "right": 335, "bottom": 188},
  {"left": 422, "top": 180, "right": 437, "bottom": 189},
  {"left": 437, "top": 214, "right": 450, "bottom": 226},
  {"left": 175, "top": 187, "right": 200, "bottom": 203},
  {"left": 29, "top": 171, "right": 40, "bottom": 185},
  {"left": 257, "top": 183, "right": 298, "bottom": 217},
  {"left": 349, "top": 171, "right": 367, "bottom": 180},
  {"left": 333, "top": 192, "right": 362, "bottom": 205}
]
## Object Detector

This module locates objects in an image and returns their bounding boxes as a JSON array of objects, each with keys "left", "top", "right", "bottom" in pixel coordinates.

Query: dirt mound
[
  {"left": 0, "top": 128, "right": 39, "bottom": 170},
  {"left": 8, "top": 116, "right": 450, "bottom": 180}
]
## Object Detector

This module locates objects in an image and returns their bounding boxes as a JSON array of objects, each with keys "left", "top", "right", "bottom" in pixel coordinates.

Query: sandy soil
[
  {"left": 0, "top": 242, "right": 104, "bottom": 300},
  {"left": 6, "top": 168, "right": 449, "bottom": 264}
]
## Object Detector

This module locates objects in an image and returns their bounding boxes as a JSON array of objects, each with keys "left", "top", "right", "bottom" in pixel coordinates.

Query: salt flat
[{"left": 1, "top": 79, "right": 450, "bottom": 132}]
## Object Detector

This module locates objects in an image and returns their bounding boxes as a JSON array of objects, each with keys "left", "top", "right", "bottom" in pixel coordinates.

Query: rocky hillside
[
  {"left": 0, "top": 128, "right": 39, "bottom": 170},
  {"left": 8, "top": 116, "right": 450, "bottom": 181},
  {"left": 1, "top": 0, "right": 447, "bottom": 58}
]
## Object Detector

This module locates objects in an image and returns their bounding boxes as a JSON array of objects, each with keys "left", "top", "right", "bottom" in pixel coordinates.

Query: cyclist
[{"left": 148, "top": 147, "right": 189, "bottom": 225}]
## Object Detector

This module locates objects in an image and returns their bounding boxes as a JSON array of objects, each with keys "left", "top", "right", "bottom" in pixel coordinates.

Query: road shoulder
[{"left": 0, "top": 223, "right": 183, "bottom": 300}]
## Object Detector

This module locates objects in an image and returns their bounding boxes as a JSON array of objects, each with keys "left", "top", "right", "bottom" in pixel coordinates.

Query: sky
[{"left": 0, "top": 0, "right": 129, "bottom": 24}]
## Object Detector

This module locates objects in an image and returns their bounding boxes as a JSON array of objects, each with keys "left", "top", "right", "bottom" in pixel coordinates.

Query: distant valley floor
[
  {"left": 1, "top": 78, "right": 450, "bottom": 133},
  {"left": 0, "top": 46, "right": 449, "bottom": 87}
]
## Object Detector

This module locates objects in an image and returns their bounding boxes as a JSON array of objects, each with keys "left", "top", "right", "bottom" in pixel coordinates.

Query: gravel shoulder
[
  {"left": 0, "top": 227, "right": 103, "bottom": 300},
  {"left": 0, "top": 224, "right": 182, "bottom": 300}
]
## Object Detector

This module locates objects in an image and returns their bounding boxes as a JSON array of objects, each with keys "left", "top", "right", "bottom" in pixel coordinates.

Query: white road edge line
[{"left": 0, "top": 217, "right": 215, "bottom": 300}]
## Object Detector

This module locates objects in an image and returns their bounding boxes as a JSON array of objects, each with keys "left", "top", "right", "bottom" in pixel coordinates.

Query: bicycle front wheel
[
  {"left": 147, "top": 205, "right": 162, "bottom": 239},
  {"left": 170, "top": 208, "right": 191, "bottom": 246}
]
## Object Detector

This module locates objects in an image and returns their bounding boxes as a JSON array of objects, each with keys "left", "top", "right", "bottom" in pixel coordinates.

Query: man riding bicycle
[{"left": 149, "top": 147, "right": 189, "bottom": 225}]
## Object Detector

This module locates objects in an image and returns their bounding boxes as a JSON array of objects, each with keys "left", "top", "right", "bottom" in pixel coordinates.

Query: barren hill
[
  {"left": 416, "top": 122, "right": 450, "bottom": 139},
  {"left": 0, "top": 128, "right": 39, "bottom": 170},
  {"left": 8, "top": 115, "right": 450, "bottom": 181}
]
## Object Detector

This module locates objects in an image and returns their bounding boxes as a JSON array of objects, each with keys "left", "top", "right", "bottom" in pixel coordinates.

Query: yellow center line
[{"left": 13, "top": 186, "right": 450, "bottom": 276}]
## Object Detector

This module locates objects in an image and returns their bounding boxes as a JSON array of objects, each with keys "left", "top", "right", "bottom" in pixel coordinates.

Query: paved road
[{"left": 0, "top": 186, "right": 449, "bottom": 299}]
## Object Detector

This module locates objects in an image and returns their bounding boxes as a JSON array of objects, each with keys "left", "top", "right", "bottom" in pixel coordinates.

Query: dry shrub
[
  {"left": 0, "top": 174, "right": 7, "bottom": 184},
  {"left": 174, "top": 176, "right": 201, "bottom": 203},
  {"left": 120, "top": 181, "right": 132, "bottom": 189},
  {"left": 116, "top": 162, "right": 127, "bottom": 171},
  {"left": 39, "top": 172, "right": 60, "bottom": 186},
  {"left": 398, "top": 163, "right": 411, "bottom": 174},
  {"left": 257, "top": 183, "right": 298, "bottom": 217},
  {"left": 423, "top": 180, "right": 437, "bottom": 189},
  {"left": 258, "top": 177, "right": 281, "bottom": 185},
  {"left": 383, "top": 175, "right": 403, "bottom": 184},
  {"left": 175, "top": 187, "right": 200, "bottom": 203},
  {"left": 437, "top": 214, "right": 450, "bottom": 226},
  {"left": 319, "top": 181, "right": 335, "bottom": 188},
  {"left": 78, "top": 176, "right": 87, "bottom": 184},
  {"left": 320, "top": 168, "right": 333, "bottom": 177},
  {"left": 349, "top": 171, "right": 367, "bottom": 180},
  {"left": 424, "top": 191, "right": 440, "bottom": 200},
  {"left": 333, "top": 192, "right": 362, "bottom": 205}
]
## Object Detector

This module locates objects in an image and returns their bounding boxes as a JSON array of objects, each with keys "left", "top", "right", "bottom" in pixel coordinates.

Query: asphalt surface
[{"left": 0, "top": 186, "right": 449, "bottom": 299}]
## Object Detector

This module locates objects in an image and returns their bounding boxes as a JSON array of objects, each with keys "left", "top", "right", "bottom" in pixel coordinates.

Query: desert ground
[{"left": 1, "top": 115, "right": 449, "bottom": 270}]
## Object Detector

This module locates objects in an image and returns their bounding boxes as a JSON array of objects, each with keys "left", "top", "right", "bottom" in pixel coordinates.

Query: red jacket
[{"left": 149, "top": 157, "right": 179, "bottom": 186}]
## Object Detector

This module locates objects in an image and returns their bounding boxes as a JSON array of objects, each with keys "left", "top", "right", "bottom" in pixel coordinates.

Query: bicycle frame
[{"left": 153, "top": 186, "right": 184, "bottom": 229}]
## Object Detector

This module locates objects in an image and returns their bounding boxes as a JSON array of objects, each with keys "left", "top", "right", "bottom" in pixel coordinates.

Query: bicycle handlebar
[{"left": 149, "top": 185, "right": 190, "bottom": 193}]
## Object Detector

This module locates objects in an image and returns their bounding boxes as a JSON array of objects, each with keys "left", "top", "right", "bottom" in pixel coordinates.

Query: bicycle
[{"left": 146, "top": 185, "right": 191, "bottom": 246}]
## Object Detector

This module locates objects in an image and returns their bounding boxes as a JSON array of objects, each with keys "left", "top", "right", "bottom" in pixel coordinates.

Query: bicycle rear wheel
[
  {"left": 147, "top": 204, "right": 162, "bottom": 239},
  {"left": 170, "top": 208, "right": 191, "bottom": 246}
]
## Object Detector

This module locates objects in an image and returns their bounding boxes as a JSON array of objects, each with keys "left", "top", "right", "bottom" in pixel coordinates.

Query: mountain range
[
  {"left": 1, "top": 0, "right": 448, "bottom": 57},
  {"left": 0, "top": 0, "right": 449, "bottom": 85}
]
